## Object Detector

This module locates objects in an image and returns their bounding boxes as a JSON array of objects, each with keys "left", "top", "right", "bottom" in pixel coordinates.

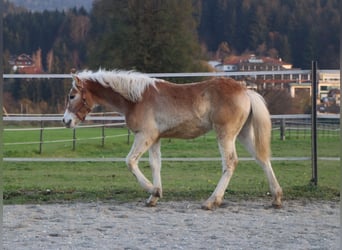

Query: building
[
  {"left": 318, "top": 72, "right": 340, "bottom": 100},
  {"left": 9, "top": 53, "right": 43, "bottom": 74},
  {"left": 208, "top": 55, "right": 339, "bottom": 104},
  {"left": 209, "top": 54, "right": 293, "bottom": 72},
  {"left": 208, "top": 54, "right": 310, "bottom": 90}
]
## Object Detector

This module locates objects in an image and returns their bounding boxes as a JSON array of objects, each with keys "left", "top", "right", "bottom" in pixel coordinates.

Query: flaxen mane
[{"left": 76, "top": 69, "right": 158, "bottom": 102}]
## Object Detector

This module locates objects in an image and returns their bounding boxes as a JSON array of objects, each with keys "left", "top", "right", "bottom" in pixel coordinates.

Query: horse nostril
[{"left": 62, "top": 118, "right": 72, "bottom": 127}]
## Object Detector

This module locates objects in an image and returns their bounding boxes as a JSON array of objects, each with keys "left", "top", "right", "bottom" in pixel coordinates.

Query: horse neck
[{"left": 87, "top": 80, "right": 131, "bottom": 114}]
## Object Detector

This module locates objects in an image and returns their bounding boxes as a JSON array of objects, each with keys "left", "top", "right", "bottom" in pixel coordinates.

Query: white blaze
[{"left": 63, "top": 110, "right": 78, "bottom": 128}]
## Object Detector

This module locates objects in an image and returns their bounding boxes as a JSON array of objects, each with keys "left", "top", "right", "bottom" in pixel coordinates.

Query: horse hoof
[
  {"left": 152, "top": 187, "right": 162, "bottom": 198},
  {"left": 201, "top": 203, "right": 213, "bottom": 210},
  {"left": 201, "top": 201, "right": 217, "bottom": 210},
  {"left": 272, "top": 202, "right": 282, "bottom": 209},
  {"left": 146, "top": 195, "right": 159, "bottom": 207},
  {"left": 146, "top": 201, "right": 157, "bottom": 207},
  {"left": 202, "top": 197, "right": 223, "bottom": 210}
]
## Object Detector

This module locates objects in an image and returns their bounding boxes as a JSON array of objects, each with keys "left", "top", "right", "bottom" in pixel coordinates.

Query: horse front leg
[
  {"left": 146, "top": 139, "right": 162, "bottom": 206},
  {"left": 125, "top": 133, "right": 161, "bottom": 205}
]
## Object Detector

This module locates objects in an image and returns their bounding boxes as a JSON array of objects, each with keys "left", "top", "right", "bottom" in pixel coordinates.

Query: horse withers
[{"left": 62, "top": 69, "right": 282, "bottom": 210}]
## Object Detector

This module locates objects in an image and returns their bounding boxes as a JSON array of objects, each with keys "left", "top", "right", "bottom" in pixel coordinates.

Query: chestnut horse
[{"left": 62, "top": 69, "right": 282, "bottom": 210}]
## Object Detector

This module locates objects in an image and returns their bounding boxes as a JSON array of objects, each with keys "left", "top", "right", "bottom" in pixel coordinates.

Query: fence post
[
  {"left": 311, "top": 61, "right": 318, "bottom": 186},
  {"left": 102, "top": 121, "right": 105, "bottom": 147},
  {"left": 280, "top": 118, "right": 286, "bottom": 140},
  {"left": 72, "top": 128, "right": 76, "bottom": 151},
  {"left": 0, "top": 5, "right": 3, "bottom": 244},
  {"left": 127, "top": 129, "right": 131, "bottom": 145},
  {"left": 39, "top": 120, "right": 44, "bottom": 154}
]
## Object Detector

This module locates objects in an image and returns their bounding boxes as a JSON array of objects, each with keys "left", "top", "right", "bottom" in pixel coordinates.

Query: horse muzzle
[
  {"left": 62, "top": 118, "right": 72, "bottom": 128},
  {"left": 62, "top": 110, "right": 77, "bottom": 128}
]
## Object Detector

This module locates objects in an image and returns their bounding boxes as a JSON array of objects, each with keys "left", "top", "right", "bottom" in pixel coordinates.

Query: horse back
[{"left": 126, "top": 77, "right": 250, "bottom": 139}]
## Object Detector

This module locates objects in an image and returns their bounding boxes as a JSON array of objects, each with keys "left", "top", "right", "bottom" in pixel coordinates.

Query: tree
[
  {"left": 87, "top": 0, "right": 205, "bottom": 73},
  {"left": 216, "top": 41, "right": 231, "bottom": 61},
  {"left": 197, "top": 0, "right": 339, "bottom": 68}
]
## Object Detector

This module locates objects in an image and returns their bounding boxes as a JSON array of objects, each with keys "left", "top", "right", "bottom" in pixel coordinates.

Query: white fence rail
[
  {"left": 2, "top": 113, "right": 340, "bottom": 162},
  {"left": 3, "top": 113, "right": 339, "bottom": 151},
  {"left": 3, "top": 69, "right": 339, "bottom": 79},
  {"left": 3, "top": 113, "right": 339, "bottom": 121}
]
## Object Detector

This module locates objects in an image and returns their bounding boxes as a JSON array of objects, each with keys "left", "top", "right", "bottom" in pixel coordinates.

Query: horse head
[{"left": 62, "top": 74, "right": 94, "bottom": 128}]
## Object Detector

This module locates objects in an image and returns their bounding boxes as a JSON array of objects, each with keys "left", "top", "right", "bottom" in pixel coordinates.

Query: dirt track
[{"left": 3, "top": 200, "right": 340, "bottom": 249}]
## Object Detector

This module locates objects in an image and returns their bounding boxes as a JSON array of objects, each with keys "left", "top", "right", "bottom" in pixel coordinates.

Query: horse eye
[{"left": 69, "top": 95, "right": 76, "bottom": 100}]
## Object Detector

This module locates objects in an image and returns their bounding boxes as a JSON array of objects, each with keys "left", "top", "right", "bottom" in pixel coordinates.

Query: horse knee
[
  {"left": 223, "top": 157, "right": 238, "bottom": 173},
  {"left": 126, "top": 157, "right": 136, "bottom": 172}
]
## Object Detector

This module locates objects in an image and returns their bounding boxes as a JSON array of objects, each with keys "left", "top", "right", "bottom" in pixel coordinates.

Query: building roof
[{"left": 226, "top": 54, "right": 291, "bottom": 66}]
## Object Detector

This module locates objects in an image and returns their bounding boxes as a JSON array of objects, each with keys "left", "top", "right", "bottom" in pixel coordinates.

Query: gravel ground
[{"left": 3, "top": 200, "right": 340, "bottom": 250}]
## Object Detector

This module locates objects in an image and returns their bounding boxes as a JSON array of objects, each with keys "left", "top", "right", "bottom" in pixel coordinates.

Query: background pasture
[{"left": 3, "top": 124, "right": 340, "bottom": 204}]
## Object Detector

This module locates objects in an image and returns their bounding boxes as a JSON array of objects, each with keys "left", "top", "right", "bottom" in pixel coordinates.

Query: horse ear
[
  {"left": 72, "top": 75, "right": 83, "bottom": 90},
  {"left": 70, "top": 68, "right": 77, "bottom": 74}
]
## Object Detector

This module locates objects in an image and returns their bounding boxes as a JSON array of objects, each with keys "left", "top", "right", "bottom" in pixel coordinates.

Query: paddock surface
[{"left": 3, "top": 200, "right": 340, "bottom": 249}]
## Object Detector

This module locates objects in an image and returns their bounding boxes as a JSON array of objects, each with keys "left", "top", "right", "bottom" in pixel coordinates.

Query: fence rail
[
  {"left": 3, "top": 113, "right": 340, "bottom": 154},
  {"left": 3, "top": 156, "right": 340, "bottom": 163},
  {"left": 271, "top": 114, "right": 339, "bottom": 140},
  {"left": 4, "top": 113, "right": 339, "bottom": 121},
  {"left": 3, "top": 69, "right": 339, "bottom": 79},
  {"left": 2, "top": 71, "right": 340, "bottom": 163}
]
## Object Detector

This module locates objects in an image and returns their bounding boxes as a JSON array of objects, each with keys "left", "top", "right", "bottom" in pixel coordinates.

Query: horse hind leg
[
  {"left": 259, "top": 159, "right": 282, "bottom": 208},
  {"left": 238, "top": 124, "right": 283, "bottom": 208},
  {"left": 146, "top": 140, "right": 163, "bottom": 206},
  {"left": 202, "top": 133, "right": 238, "bottom": 210}
]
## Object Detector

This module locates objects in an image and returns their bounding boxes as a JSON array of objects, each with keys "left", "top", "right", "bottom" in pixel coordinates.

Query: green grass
[
  {"left": 3, "top": 127, "right": 339, "bottom": 158},
  {"left": 3, "top": 160, "right": 339, "bottom": 204},
  {"left": 3, "top": 126, "right": 340, "bottom": 204}
]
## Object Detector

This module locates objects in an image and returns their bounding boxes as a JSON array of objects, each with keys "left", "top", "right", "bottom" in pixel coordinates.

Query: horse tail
[{"left": 245, "top": 90, "right": 272, "bottom": 161}]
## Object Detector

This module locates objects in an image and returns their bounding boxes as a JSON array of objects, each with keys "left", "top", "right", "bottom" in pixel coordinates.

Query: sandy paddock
[{"left": 3, "top": 200, "right": 340, "bottom": 249}]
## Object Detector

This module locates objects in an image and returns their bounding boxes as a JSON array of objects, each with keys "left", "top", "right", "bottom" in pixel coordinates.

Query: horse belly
[{"left": 159, "top": 119, "right": 212, "bottom": 139}]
